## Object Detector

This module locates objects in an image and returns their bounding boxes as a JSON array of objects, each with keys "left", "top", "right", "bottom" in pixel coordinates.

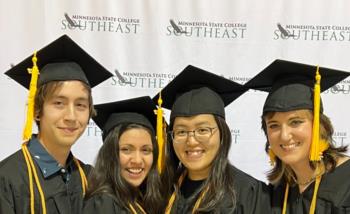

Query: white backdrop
[{"left": 1, "top": 0, "right": 350, "bottom": 182}]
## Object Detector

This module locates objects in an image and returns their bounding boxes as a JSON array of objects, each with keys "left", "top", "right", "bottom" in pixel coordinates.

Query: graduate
[
  {"left": 83, "top": 96, "right": 164, "bottom": 214},
  {"left": 155, "top": 65, "right": 271, "bottom": 214},
  {"left": 0, "top": 35, "right": 112, "bottom": 214},
  {"left": 246, "top": 59, "right": 350, "bottom": 213}
]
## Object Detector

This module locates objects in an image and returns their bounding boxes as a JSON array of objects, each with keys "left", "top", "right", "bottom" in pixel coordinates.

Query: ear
[{"left": 34, "top": 112, "right": 40, "bottom": 121}]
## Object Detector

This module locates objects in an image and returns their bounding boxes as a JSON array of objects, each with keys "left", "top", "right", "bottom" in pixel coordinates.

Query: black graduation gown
[
  {"left": 271, "top": 160, "right": 350, "bottom": 214},
  {"left": 83, "top": 194, "right": 131, "bottom": 214},
  {"left": 170, "top": 166, "right": 271, "bottom": 214},
  {"left": 0, "top": 150, "right": 92, "bottom": 214}
]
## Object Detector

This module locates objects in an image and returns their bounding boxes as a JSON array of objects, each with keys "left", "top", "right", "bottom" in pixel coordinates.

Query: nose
[
  {"left": 130, "top": 151, "right": 143, "bottom": 164},
  {"left": 64, "top": 104, "right": 77, "bottom": 121},
  {"left": 280, "top": 125, "right": 292, "bottom": 142},
  {"left": 186, "top": 131, "right": 199, "bottom": 145}
]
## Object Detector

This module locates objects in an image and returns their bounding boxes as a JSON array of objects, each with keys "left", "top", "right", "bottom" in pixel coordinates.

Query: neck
[
  {"left": 289, "top": 160, "right": 315, "bottom": 192},
  {"left": 37, "top": 135, "right": 71, "bottom": 166}
]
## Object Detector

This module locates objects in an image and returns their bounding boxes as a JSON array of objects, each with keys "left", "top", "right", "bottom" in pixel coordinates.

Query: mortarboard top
[
  {"left": 153, "top": 65, "right": 247, "bottom": 119},
  {"left": 245, "top": 59, "right": 350, "bottom": 113},
  {"left": 5, "top": 34, "right": 113, "bottom": 89},
  {"left": 93, "top": 96, "right": 157, "bottom": 140}
]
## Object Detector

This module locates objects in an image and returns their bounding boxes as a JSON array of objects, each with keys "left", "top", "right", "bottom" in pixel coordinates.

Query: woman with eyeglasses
[
  {"left": 83, "top": 96, "right": 163, "bottom": 214},
  {"left": 156, "top": 65, "right": 271, "bottom": 214}
]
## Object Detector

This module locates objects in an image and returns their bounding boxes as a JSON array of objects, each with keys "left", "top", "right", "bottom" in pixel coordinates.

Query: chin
[
  {"left": 61, "top": 134, "right": 80, "bottom": 142},
  {"left": 128, "top": 180, "right": 143, "bottom": 188},
  {"left": 59, "top": 139, "right": 78, "bottom": 147},
  {"left": 281, "top": 156, "right": 306, "bottom": 166},
  {"left": 186, "top": 165, "right": 206, "bottom": 173}
]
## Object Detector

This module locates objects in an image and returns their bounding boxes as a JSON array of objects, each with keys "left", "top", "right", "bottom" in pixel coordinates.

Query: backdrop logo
[
  {"left": 110, "top": 70, "right": 175, "bottom": 89},
  {"left": 333, "top": 131, "right": 348, "bottom": 147},
  {"left": 86, "top": 121, "right": 102, "bottom": 137},
  {"left": 228, "top": 76, "right": 250, "bottom": 84},
  {"left": 62, "top": 13, "right": 141, "bottom": 34},
  {"left": 166, "top": 19, "right": 247, "bottom": 39},
  {"left": 322, "top": 79, "right": 350, "bottom": 95},
  {"left": 274, "top": 23, "right": 350, "bottom": 41},
  {"left": 231, "top": 129, "right": 240, "bottom": 144}
]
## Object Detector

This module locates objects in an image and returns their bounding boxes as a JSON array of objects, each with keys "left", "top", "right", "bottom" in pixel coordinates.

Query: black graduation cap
[
  {"left": 153, "top": 65, "right": 247, "bottom": 119},
  {"left": 5, "top": 34, "right": 113, "bottom": 88},
  {"left": 245, "top": 59, "right": 350, "bottom": 113},
  {"left": 93, "top": 96, "right": 157, "bottom": 140}
]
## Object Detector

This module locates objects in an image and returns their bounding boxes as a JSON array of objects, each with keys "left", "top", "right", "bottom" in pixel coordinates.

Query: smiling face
[
  {"left": 264, "top": 109, "right": 313, "bottom": 168},
  {"left": 119, "top": 128, "right": 153, "bottom": 187},
  {"left": 172, "top": 114, "right": 220, "bottom": 180},
  {"left": 37, "top": 81, "right": 90, "bottom": 151}
]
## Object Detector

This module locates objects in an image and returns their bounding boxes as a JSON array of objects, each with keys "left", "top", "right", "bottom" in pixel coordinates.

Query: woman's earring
[{"left": 268, "top": 148, "right": 276, "bottom": 166}]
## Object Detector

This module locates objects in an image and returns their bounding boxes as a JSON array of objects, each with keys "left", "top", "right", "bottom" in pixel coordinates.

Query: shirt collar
[{"left": 27, "top": 136, "right": 74, "bottom": 178}]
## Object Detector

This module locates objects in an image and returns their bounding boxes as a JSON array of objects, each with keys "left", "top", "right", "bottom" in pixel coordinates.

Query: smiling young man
[{"left": 0, "top": 35, "right": 112, "bottom": 214}]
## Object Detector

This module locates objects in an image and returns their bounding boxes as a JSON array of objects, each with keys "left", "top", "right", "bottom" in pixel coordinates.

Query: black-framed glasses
[{"left": 169, "top": 127, "right": 218, "bottom": 144}]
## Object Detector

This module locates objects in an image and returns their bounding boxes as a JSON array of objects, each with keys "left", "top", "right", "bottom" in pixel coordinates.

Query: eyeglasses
[{"left": 169, "top": 127, "right": 218, "bottom": 144}]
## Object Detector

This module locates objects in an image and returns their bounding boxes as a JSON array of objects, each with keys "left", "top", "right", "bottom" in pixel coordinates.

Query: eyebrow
[
  {"left": 174, "top": 121, "right": 213, "bottom": 129},
  {"left": 266, "top": 120, "right": 278, "bottom": 125},
  {"left": 119, "top": 144, "right": 135, "bottom": 148},
  {"left": 119, "top": 144, "right": 153, "bottom": 148},
  {"left": 75, "top": 97, "right": 89, "bottom": 102},
  {"left": 50, "top": 95, "right": 89, "bottom": 101},
  {"left": 288, "top": 116, "right": 305, "bottom": 121},
  {"left": 194, "top": 121, "right": 212, "bottom": 126},
  {"left": 266, "top": 116, "right": 304, "bottom": 124}
]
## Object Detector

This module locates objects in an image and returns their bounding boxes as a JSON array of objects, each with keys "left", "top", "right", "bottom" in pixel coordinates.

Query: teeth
[
  {"left": 186, "top": 150, "right": 204, "bottom": 155},
  {"left": 127, "top": 168, "right": 143, "bottom": 174},
  {"left": 281, "top": 142, "right": 299, "bottom": 149}
]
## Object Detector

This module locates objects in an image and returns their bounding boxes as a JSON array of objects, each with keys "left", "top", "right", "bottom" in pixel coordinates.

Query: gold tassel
[
  {"left": 319, "top": 139, "right": 329, "bottom": 155},
  {"left": 156, "top": 92, "right": 165, "bottom": 173},
  {"left": 308, "top": 66, "right": 327, "bottom": 213},
  {"left": 268, "top": 148, "right": 276, "bottom": 166},
  {"left": 23, "top": 52, "right": 40, "bottom": 141},
  {"left": 310, "top": 66, "right": 321, "bottom": 161}
]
